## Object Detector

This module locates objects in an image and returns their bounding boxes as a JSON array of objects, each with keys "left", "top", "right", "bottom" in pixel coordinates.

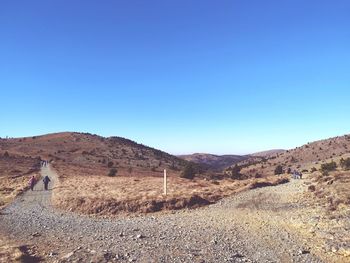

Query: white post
[{"left": 163, "top": 169, "right": 167, "bottom": 195}]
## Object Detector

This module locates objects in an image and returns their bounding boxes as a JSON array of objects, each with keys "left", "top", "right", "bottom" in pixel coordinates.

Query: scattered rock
[
  {"left": 298, "top": 249, "right": 310, "bottom": 255},
  {"left": 49, "top": 251, "right": 58, "bottom": 257},
  {"left": 61, "top": 251, "right": 74, "bottom": 259}
]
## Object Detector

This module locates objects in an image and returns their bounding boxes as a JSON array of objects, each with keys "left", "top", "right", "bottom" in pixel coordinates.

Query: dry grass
[
  {"left": 0, "top": 132, "right": 187, "bottom": 174},
  {"left": 236, "top": 134, "right": 350, "bottom": 178},
  {"left": 309, "top": 171, "right": 350, "bottom": 212},
  {"left": 0, "top": 237, "right": 41, "bottom": 263},
  {"left": 52, "top": 164, "right": 289, "bottom": 216},
  {"left": 0, "top": 155, "right": 40, "bottom": 209},
  {"left": 0, "top": 237, "right": 23, "bottom": 263}
]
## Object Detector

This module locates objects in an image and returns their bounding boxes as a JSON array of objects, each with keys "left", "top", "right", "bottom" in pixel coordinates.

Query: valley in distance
[{"left": 0, "top": 132, "right": 349, "bottom": 262}]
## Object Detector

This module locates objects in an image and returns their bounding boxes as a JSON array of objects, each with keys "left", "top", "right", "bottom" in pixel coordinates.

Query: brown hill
[
  {"left": 0, "top": 132, "right": 187, "bottom": 176},
  {"left": 228, "top": 134, "right": 350, "bottom": 178},
  {"left": 250, "top": 149, "right": 285, "bottom": 157},
  {"left": 0, "top": 153, "right": 41, "bottom": 208},
  {"left": 178, "top": 153, "right": 248, "bottom": 171}
]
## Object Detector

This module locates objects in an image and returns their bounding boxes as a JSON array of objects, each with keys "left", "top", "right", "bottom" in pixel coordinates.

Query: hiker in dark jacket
[{"left": 43, "top": 175, "right": 51, "bottom": 190}]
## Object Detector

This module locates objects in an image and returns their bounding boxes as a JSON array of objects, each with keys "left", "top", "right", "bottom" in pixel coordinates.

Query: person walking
[
  {"left": 43, "top": 175, "right": 51, "bottom": 190},
  {"left": 29, "top": 175, "right": 36, "bottom": 191}
]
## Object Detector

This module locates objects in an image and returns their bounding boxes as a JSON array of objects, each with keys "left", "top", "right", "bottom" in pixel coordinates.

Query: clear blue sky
[{"left": 1, "top": 1, "right": 350, "bottom": 155}]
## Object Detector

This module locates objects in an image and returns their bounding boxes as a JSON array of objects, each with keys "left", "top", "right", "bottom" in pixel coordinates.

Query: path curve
[{"left": 0, "top": 166, "right": 325, "bottom": 262}]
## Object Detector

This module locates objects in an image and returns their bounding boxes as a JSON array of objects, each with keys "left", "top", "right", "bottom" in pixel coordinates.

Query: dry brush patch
[
  {"left": 308, "top": 171, "right": 350, "bottom": 213},
  {"left": 302, "top": 171, "right": 350, "bottom": 260},
  {"left": 52, "top": 164, "right": 289, "bottom": 216},
  {"left": 0, "top": 155, "right": 40, "bottom": 209},
  {"left": 0, "top": 236, "right": 41, "bottom": 263}
]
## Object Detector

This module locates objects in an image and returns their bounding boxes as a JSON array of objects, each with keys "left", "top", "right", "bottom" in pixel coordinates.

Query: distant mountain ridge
[{"left": 178, "top": 149, "right": 285, "bottom": 171}]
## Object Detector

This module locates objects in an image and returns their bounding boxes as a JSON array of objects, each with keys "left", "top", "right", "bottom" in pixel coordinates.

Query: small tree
[
  {"left": 108, "top": 168, "right": 118, "bottom": 177},
  {"left": 181, "top": 163, "right": 196, "bottom": 179},
  {"left": 287, "top": 167, "right": 292, "bottom": 174},
  {"left": 274, "top": 165, "right": 283, "bottom": 175}
]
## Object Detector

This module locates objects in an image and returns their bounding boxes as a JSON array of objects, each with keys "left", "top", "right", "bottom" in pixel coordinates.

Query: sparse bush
[
  {"left": 274, "top": 165, "right": 283, "bottom": 175},
  {"left": 301, "top": 169, "right": 308, "bottom": 173},
  {"left": 229, "top": 164, "right": 242, "bottom": 179},
  {"left": 322, "top": 170, "right": 329, "bottom": 176},
  {"left": 255, "top": 173, "right": 262, "bottom": 178},
  {"left": 181, "top": 163, "right": 196, "bottom": 179},
  {"left": 308, "top": 185, "right": 316, "bottom": 192},
  {"left": 287, "top": 168, "right": 292, "bottom": 174},
  {"left": 311, "top": 167, "right": 317, "bottom": 173},
  {"left": 107, "top": 161, "right": 114, "bottom": 168},
  {"left": 340, "top": 158, "right": 350, "bottom": 170},
  {"left": 108, "top": 168, "right": 118, "bottom": 177},
  {"left": 320, "top": 161, "right": 337, "bottom": 173},
  {"left": 3, "top": 151, "right": 9, "bottom": 158}
]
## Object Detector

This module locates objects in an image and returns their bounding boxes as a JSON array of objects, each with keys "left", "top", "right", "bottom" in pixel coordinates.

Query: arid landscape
[
  {"left": 1, "top": 1, "right": 350, "bottom": 262},
  {"left": 0, "top": 132, "right": 349, "bottom": 262}
]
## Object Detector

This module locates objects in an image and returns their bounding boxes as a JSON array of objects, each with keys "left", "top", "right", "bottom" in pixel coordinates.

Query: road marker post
[{"left": 163, "top": 169, "right": 167, "bottom": 195}]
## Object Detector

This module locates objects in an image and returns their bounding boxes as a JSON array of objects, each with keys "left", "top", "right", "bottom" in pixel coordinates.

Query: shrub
[
  {"left": 287, "top": 168, "right": 292, "bottom": 174},
  {"left": 181, "top": 163, "right": 196, "bottom": 179},
  {"left": 340, "top": 158, "right": 350, "bottom": 170},
  {"left": 230, "top": 164, "right": 241, "bottom": 177},
  {"left": 3, "top": 151, "right": 9, "bottom": 158},
  {"left": 108, "top": 168, "right": 118, "bottom": 177},
  {"left": 274, "top": 165, "right": 283, "bottom": 175},
  {"left": 107, "top": 161, "right": 114, "bottom": 168},
  {"left": 320, "top": 161, "right": 337, "bottom": 173},
  {"left": 254, "top": 173, "right": 262, "bottom": 178},
  {"left": 308, "top": 185, "right": 316, "bottom": 192},
  {"left": 311, "top": 167, "right": 317, "bottom": 173}
]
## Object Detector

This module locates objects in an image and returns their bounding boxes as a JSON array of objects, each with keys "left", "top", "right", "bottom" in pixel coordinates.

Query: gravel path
[{"left": 0, "top": 166, "right": 325, "bottom": 262}]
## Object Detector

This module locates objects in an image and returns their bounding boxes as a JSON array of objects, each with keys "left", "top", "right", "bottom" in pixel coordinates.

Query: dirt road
[{"left": 0, "top": 166, "right": 327, "bottom": 262}]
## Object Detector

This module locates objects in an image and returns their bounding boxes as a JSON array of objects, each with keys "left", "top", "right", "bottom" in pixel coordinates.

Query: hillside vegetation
[
  {"left": 178, "top": 153, "right": 248, "bottom": 171},
  {"left": 227, "top": 134, "right": 350, "bottom": 178},
  {"left": 0, "top": 153, "right": 40, "bottom": 208},
  {"left": 0, "top": 132, "right": 187, "bottom": 177}
]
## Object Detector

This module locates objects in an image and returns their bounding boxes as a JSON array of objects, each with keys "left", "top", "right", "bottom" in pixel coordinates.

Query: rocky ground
[{"left": 0, "top": 166, "right": 346, "bottom": 262}]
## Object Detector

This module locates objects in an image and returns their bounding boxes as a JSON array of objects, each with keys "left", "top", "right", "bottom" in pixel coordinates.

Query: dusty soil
[{"left": 2, "top": 166, "right": 348, "bottom": 262}]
